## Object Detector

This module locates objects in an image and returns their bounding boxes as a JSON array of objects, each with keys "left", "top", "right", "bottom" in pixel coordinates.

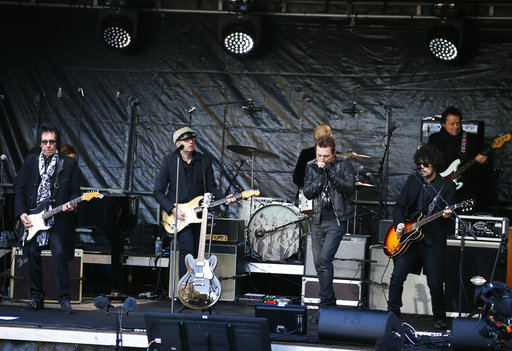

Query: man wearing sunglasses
[
  {"left": 387, "top": 144, "right": 456, "bottom": 330},
  {"left": 14, "top": 125, "right": 80, "bottom": 313}
]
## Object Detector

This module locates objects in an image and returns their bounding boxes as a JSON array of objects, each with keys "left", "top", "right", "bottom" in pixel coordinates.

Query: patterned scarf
[{"left": 36, "top": 151, "right": 58, "bottom": 246}]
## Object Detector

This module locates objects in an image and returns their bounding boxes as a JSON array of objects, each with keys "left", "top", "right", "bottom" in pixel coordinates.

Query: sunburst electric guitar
[
  {"left": 383, "top": 199, "right": 473, "bottom": 258},
  {"left": 21, "top": 191, "right": 103, "bottom": 244},
  {"left": 177, "top": 193, "right": 221, "bottom": 309},
  {"left": 440, "top": 132, "right": 511, "bottom": 190},
  {"left": 162, "top": 189, "right": 260, "bottom": 234}
]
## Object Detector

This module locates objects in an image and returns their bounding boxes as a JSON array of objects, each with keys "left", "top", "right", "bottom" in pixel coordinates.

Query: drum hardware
[
  {"left": 298, "top": 188, "right": 312, "bottom": 214},
  {"left": 254, "top": 216, "right": 309, "bottom": 239},
  {"left": 246, "top": 204, "right": 308, "bottom": 262}
]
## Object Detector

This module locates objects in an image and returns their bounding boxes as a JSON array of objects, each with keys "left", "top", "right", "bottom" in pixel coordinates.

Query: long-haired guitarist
[
  {"left": 388, "top": 144, "right": 455, "bottom": 330},
  {"left": 14, "top": 125, "right": 80, "bottom": 313},
  {"left": 153, "top": 127, "right": 236, "bottom": 279}
]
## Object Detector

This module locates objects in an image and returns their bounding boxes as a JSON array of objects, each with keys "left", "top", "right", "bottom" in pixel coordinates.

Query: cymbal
[
  {"left": 355, "top": 181, "right": 376, "bottom": 187},
  {"left": 227, "top": 145, "right": 280, "bottom": 160},
  {"left": 339, "top": 152, "right": 372, "bottom": 159}
]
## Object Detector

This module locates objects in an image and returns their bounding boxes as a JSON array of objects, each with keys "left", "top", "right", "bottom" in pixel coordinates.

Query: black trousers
[
  {"left": 387, "top": 239, "right": 447, "bottom": 319},
  {"left": 27, "top": 235, "right": 70, "bottom": 304}
]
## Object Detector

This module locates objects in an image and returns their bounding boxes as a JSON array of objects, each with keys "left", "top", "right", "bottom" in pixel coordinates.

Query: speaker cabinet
[
  {"left": 368, "top": 245, "right": 433, "bottom": 315},
  {"left": 10, "top": 247, "right": 83, "bottom": 303},
  {"left": 378, "top": 219, "right": 393, "bottom": 243},
  {"left": 304, "top": 234, "right": 369, "bottom": 280},
  {"left": 318, "top": 308, "right": 404, "bottom": 345},
  {"left": 445, "top": 239, "right": 507, "bottom": 313},
  {"left": 302, "top": 277, "right": 362, "bottom": 308},
  {"left": 452, "top": 318, "right": 494, "bottom": 350},
  {"left": 169, "top": 243, "right": 244, "bottom": 302}
]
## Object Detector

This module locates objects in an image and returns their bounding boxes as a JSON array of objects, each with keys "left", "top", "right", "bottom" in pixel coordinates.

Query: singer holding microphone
[
  {"left": 303, "top": 135, "right": 355, "bottom": 323},
  {"left": 153, "top": 127, "right": 236, "bottom": 280},
  {"left": 387, "top": 144, "right": 455, "bottom": 330}
]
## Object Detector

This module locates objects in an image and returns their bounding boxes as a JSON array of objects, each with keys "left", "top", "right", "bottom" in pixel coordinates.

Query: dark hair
[
  {"left": 414, "top": 144, "right": 444, "bottom": 172},
  {"left": 441, "top": 106, "right": 462, "bottom": 124},
  {"left": 38, "top": 125, "right": 62, "bottom": 149},
  {"left": 60, "top": 142, "right": 77, "bottom": 156},
  {"left": 315, "top": 135, "right": 336, "bottom": 153}
]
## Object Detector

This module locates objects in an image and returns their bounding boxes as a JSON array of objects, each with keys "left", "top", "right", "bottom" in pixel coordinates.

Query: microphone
[
  {"left": 341, "top": 108, "right": 366, "bottom": 114},
  {"left": 122, "top": 297, "right": 137, "bottom": 312},
  {"left": 239, "top": 159, "right": 250, "bottom": 164},
  {"left": 255, "top": 230, "right": 266, "bottom": 238},
  {"left": 94, "top": 296, "right": 113, "bottom": 310},
  {"left": 187, "top": 107, "right": 196, "bottom": 114},
  {"left": 241, "top": 99, "right": 262, "bottom": 112},
  {"left": 385, "top": 122, "right": 400, "bottom": 136},
  {"left": 174, "top": 144, "right": 185, "bottom": 154},
  {"left": 0, "top": 154, "right": 7, "bottom": 161},
  {"left": 78, "top": 88, "right": 84, "bottom": 97}
]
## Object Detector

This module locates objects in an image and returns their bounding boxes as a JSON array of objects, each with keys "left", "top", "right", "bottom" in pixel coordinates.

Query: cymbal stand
[
  {"left": 352, "top": 164, "right": 362, "bottom": 234},
  {"left": 205, "top": 100, "right": 248, "bottom": 193}
]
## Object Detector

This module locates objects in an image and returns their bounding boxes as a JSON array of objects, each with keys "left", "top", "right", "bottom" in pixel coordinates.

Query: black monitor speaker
[{"left": 144, "top": 312, "right": 271, "bottom": 351}]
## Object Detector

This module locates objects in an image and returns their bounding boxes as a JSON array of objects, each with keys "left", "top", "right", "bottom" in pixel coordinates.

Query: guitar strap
[
  {"left": 52, "top": 156, "right": 65, "bottom": 202},
  {"left": 459, "top": 131, "right": 468, "bottom": 155},
  {"left": 425, "top": 183, "right": 444, "bottom": 218}
]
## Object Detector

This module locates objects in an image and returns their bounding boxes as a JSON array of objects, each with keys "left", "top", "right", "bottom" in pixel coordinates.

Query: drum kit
[{"left": 226, "top": 144, "right": 375, "bottom": 262}]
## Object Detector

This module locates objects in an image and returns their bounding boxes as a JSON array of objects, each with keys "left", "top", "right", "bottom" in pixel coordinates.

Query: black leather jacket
[{"left": 303, "top": 155, "right": 355, "bottom": 225}]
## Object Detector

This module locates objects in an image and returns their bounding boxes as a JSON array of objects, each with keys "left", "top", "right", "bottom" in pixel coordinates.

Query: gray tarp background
[{"left": 0, "top": 7, "right": 511, "bottom": 226}]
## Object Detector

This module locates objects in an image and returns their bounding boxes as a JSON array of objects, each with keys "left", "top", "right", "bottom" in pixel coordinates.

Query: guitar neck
[
  {"left": 194, "top": 193, "right": 243, "bottom": 214},
  {"left": 42, "top": 195, "right": 83, "bottom": 220},
  {"left": 414, "top": 210, "right": 445, "bottom": 229},
  {"left": 196, "top": 206, "right": 209, "bottom": 262}
]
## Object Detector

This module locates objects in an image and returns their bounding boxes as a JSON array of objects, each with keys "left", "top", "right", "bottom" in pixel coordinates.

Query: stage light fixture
[
  {"left": 99, "top": 10, "right": 137, "bottom": 50},
  {"left": 219, "top": 15, "right": 261, "bottom": 55},
  {"left": 223, "top": 0, "right": 255, "bottom": 13},
  {"left": 427, "top": 20, "right": 463, "bottom": 62}
]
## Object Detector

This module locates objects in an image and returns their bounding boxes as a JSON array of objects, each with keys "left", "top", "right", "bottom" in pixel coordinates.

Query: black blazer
[
  {"left": 153, "top": 151, "right": 223, "bottom": 215},
  {"left": 14, "top": 153, "right": 81, "bottom": 262}
]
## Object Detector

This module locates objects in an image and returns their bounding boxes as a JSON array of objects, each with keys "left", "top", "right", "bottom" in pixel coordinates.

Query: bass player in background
[
  {"left": 153, "top": 127, "right": 236, "bottom": 279},
  {"left": 15, "top": 125, "right": 80, "bottom": 313},
  {"left": 428, "top": 107, "right": 491, "bottom": 210},
  {"left": 388, "top": 144, "right": 455, "bottom": 330}
]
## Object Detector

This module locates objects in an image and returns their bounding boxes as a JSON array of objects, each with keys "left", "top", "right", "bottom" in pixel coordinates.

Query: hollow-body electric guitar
[
  {"left": 21, "top": 191, "right": 103, "bottom": 244},
  {"left": 383, "top": 199, "right": 473, "bottom": 258},
  {"left": 440, "top": 132, "right": 511, "bottom": 190},
  {"left": 162, "top": 190, "right": 260, "bottom": 234},
  {"left": 177, "top": 193, "right": 221, "bottom": 309}
]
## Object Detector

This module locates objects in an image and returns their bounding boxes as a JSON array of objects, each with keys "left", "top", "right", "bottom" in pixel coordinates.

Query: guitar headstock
[
  {"left": 492, "top": 132, "right": 511, "bottom": 149},
  {"left": 203, "top": 193, "right": 213, "bottom": 208},
  {"left": 241, "top": 189, "right": 260, "bottom": 198},
  {"left": 83, "top": 191, "right": 103, "bottom": 201},
  {"left": 456, "top": 199, "right": 474, "bottom": 213}
]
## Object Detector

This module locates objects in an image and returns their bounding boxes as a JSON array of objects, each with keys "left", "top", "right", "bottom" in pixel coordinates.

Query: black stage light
[
  {"left": 219, "top": 14, "right": 261, "bottom": 55},
  {"left": 99, "top": 10, "right": 138, "bottom": 50},
  {"left": 427, "top": 20, "right": 463, "bottom": 62}
]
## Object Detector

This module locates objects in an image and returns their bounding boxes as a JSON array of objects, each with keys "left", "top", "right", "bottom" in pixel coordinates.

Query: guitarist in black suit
[
  {"left": 154, "top": 127, "right": 236, "bottom": 279},
  {"left": 388, "top": 144, "right": 456, "bottom": 330},
  {"left": 14, "top": 126, "right": 80, "bottom": 313},
  {"left": 428, "top": 107, "right": 489, "bottom": 208}
]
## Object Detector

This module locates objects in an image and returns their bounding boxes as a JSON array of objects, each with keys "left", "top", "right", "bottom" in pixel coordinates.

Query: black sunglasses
[{"left": 416, "top": 162, "right": 430, "bottom": 168}]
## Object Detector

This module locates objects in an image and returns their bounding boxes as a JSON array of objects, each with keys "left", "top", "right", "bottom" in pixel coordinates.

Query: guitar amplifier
[
  {"left": 455, "top": 215, "right": 509, "bottom": 241},
  {"left": 421, "top": 117, "right": 484, "bottom": 144},
  {"left": 10, "top": 247, "right": 83, "bottom": 303},
  {"left": 301, "top": 277, "right": 362, "bottom": 309},
  {"left": 206, "top": 218, "right": 245, "bottom": 244}
]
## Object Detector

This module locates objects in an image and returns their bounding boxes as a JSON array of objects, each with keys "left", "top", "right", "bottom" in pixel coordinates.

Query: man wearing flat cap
[{"left": 154, "top": 127, "right": 236, "bottom": 278}]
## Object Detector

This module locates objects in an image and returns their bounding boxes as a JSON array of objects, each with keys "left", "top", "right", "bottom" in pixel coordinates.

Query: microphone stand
[
  {"left": 377, "top": 104, "right": 393, "bottom": 219},
  {"left": 170, "top": 150, "right": 181, "bottom": 313},
  {"left": 224, "top": 160, "right": 246, "bottom": 196}
]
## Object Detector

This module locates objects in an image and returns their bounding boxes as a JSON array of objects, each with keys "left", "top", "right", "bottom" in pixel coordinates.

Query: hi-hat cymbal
[
  {"left": 227, "top": 145, "right": 280, "bottom": 160},
  {"left": 339, "top": 152, "right": 372, "bottom": 159},
  {"left": 355, "top": 181, "right": 376, "bottom": 187}
]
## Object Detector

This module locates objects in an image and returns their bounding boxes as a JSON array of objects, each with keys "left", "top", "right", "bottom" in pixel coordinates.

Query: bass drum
[
  {"left": 247, "top": 204, "right": 308, "bottom": 262},
  {"left": 238, "top": 197, "right": 281, "bottom": 224}
]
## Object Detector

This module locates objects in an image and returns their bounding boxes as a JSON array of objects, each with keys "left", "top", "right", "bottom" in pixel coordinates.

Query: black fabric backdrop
[{"left": 0, "top": 7, "right": 511, "bottom": 224}]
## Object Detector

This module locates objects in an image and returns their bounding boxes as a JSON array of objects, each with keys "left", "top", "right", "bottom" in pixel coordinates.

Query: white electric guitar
[{"left": 21, "top": 191, "right": 103, "bottom": 244}]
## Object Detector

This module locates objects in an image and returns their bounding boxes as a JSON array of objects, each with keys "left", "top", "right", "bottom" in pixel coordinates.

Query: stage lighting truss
[
  {"left": 219, "top": 15, "right": 261, "bottom": 55},
  {"left": 99, "top": 9, "right": 137, "bottom": 50},
  {"left": 427, "top": 20, "right": 463, "bottom": 62}
]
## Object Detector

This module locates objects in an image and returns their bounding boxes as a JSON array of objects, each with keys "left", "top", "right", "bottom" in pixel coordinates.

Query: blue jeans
[{"left": 311, "top": 219, "right": 346, "bottom": 307}]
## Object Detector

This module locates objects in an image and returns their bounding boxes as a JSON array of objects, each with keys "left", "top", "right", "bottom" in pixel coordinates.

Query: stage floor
[{"left": 0, "top": 297, "right": 453, "bottom": 351}]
